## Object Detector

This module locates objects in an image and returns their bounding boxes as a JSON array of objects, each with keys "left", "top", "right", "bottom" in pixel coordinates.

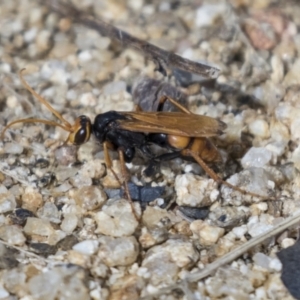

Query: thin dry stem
[{"left": 43, "top": 0, "right": 219, "bottom": 78}]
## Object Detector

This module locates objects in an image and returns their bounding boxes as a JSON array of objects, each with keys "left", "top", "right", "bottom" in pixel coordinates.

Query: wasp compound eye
[{"left": 67, "top": 115, "right": 92, "bottom": 145}]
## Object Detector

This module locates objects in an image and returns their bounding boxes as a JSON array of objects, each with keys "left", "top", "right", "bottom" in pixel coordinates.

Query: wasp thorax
[{"left": 67, "top": 115, "right": 92, "bottom": 145}]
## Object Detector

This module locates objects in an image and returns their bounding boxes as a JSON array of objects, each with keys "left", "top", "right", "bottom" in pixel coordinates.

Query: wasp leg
[
  {"left": 118, "top": 149, "right": 140, "bottom": 220},
  {"left": 104, "top": 142, "right": 139, "bottom": 219},
  {"left": 103, "top": 141, "right": 123, "bottom": 186},
  {"left": 157, "top": 97, "right": 271, "bottom": 199},
  {"left": 184, "top": 149, "right": 271, "bottom": 200},
  {"left": 157, "top": 95, "right": 191, "bottom": 114},
  {"left": 117, "top": 149, "right": 131, "bottom": 198}
]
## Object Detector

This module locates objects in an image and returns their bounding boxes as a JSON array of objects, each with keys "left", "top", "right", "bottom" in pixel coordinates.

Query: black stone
[
  {"left": 30, "top": 243, "right": 58, "bottom": 256},
  {"left": 105, "top": 182, "right": 165, "bottom": 203},
  {"left": 57, "top": 235, "right": 79, "bottom": 251},
  {"left": 10, "top": 208, "right": 35, "bottom": 226},
  {"left": 277, "top": 239, "right": 300, "bottom": 299},
  {"left": 178, "top": 206, "right": 210, "bottom": 220}
]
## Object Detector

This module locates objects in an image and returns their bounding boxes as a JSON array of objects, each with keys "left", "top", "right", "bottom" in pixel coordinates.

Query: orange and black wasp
[{"left": 1, "top": 69, "right": 268, "bottom": 217}]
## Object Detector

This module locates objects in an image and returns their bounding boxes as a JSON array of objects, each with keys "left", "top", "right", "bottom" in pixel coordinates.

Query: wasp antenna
[
  {"left": 1, "top": 118, "right": 72, "bottom": 140},
  {"left": 19, "top": 69, "right": 72, "bottom": 130}
]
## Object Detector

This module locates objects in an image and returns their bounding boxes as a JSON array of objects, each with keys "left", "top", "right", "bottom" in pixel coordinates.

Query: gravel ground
[{"left": 0, "top": 0, "right": 300, "bottom": 299}]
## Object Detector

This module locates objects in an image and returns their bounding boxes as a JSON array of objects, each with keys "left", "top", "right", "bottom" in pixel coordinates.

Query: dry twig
[{"left": 43, "top": 0, "right": 219, "bottom": 78}]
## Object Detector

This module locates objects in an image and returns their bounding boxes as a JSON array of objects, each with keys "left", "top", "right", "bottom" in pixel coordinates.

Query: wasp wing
[{"left": 118, "top": 112, "right": 226, "bottom": 137}]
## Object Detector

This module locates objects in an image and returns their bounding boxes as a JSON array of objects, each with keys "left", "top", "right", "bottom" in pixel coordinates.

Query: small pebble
[
  {"left": 21, "top": 188, "right": 43, "bottom": 212},
  {"left": 67, "top": 250, "right": 90, "bottom": 267},
  {"left": 24, "top": 27, "right": 38, "bottom": 43},
  {"left": 139, "top": 227, "right": 168, "bottom": 249},
  {"left": 36, "top": 29, "right": 52, "bottom": 52},
  {"left": 73, "top": 240, "right": 99, "bottom": 255},
  {"left": 232, "top": 225, "right": 248, "bottom": 239},
  {"left": 79, "top": 92, "right": 97, "bottom": 106},
  {"left": 175, "top": 174, "right": 219, "bottom": 207},
  {"left": 109, "top": 274, "right": 144, "bottom": 300},
  {"left": 283, "top": 58, "right": 300, "bottom": 87},
  {"left": 0, "top": 287, "right": 9, "bottom": 299},
  {"left": 94, "top": 199, "right": 139, "bottom": 237},
  {"left": 253, "top": 252, "right": 271, "bottom": 270},
  {"left": 0, "top": 190, "right": 16, "bottom": 213},
  {"left": 221, "top": 168, "right": 271, "bottom": 205},
  {"left": 205, "top": 268, "right": 254, "bottom": 297},
  {"left": 281, "top": 238, "right": 296, "bottom": 248},
  {"left": 28, "top": 266, "right": 89, "bottom": 299},
  {"left": 24, "top": 217, "right": 54, "bottom": 237},
  {"left": 248, "top": 221, "right": 273, "bottom": 237},
  {"left": 54, "top": 146, "right": 77, "bottom": 166},
  {"left": 151, "top": 239, "right": 199, "bottom": 268},
  {"left": 269, "top": 258, "right": 282, "bottom": 272},
  {"left": 195, "top": 3, "right": 227, "bottom": 27},
  {"left": 69, "top": 173, "right": 93, "bottom": 188},
  {"left": 55, "top": 166, "right": 78, "bottom": 182},
  {"left": 37, "top": 202, "right": 61, "bottom": 224},
  {"left": 190, "top": 220, "right": 225, "bottom": 246},
  {"left": 79, "top": 158, "right": 106, "bottom": 179},
  {"left": 51, "top": 182, "right": 73, "bottom": 194},
  {"left": 60, "top": 213, "right": 78, "bottom": 234},
  {"left": 142, "top": 206, "right": 176, "bottom": 229},
  {"left": 241, "top": 147, "right": 272, "bottom": 168},
  {"left": 73, "top": 186, "right": 107, "bottom": 211},
  {"left": 141, "top": 252, "right": 178, "bottom": 286},
  {"left": 3, "top": 143, "right": 23, "bottom": 154},
  {"left": 248, "top": 119, "right": 270, "bottom": 138},
  {"left": 102, "top": 81, "right": 127, "bottom": 96},
  {"left": 6, "top": 96, "right": 18, "bottom": 109},
  {"left": 0, "top": 225, "right": 26, "bottom": 246},
  {"left": 97, "top": 236, "right": 139, "bottom": 267}
]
